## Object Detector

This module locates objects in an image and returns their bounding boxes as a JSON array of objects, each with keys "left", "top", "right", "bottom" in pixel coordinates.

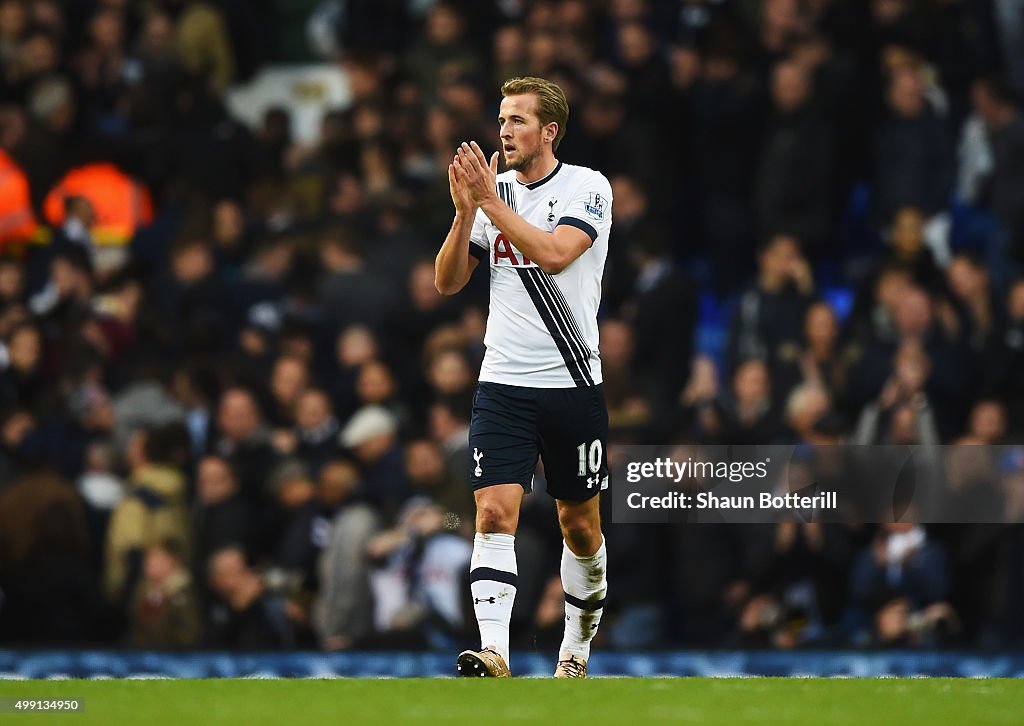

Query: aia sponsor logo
[{"left": 492, "top": 233, "right": 533, "bottom": 266}]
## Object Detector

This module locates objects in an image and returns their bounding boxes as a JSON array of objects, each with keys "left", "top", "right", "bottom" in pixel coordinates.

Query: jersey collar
[{"left": 516, "top": 160, "right": 562, "bottom": 190}]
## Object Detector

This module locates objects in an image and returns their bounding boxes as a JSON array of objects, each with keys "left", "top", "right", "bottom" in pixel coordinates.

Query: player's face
[{"left": 498, "top": 93, "right": 547, "bottom": 172}]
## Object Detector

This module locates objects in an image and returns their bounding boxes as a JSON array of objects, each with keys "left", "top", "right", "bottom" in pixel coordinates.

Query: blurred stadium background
[{"left": 1, "top": 0, "right": 1024, "bottom": 680}]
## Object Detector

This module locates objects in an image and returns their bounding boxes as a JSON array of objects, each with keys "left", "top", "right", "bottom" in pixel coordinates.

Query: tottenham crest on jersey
[{"left": 584, "top": 192, "right": 606, "bottom": 220}]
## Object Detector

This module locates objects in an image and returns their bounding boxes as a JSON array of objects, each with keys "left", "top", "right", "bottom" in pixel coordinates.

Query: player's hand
[
  {"left": 448, "top": 156, "right": 475, "bottom": 214},
  {"left": 454, "top": 141, "right": 499, "bottom": 206}
]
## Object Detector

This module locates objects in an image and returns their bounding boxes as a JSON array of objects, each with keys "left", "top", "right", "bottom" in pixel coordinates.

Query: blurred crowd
[{"left": 1, "top": 0, "right": 1024, "bottom": 652}]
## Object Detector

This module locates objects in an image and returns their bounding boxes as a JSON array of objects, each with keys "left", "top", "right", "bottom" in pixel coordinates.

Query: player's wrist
[{"left": 478, "top": 194, "right": 501, "bottom": 212}]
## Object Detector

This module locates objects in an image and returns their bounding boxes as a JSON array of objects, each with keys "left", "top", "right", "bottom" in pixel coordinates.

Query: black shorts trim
[{"left": 473, "top": 478, "right": 533, "bottom": 492}]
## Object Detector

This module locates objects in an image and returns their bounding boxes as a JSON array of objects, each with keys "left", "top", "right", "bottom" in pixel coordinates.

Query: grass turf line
[{"left": 1, "top": 678, "right": 1023, "bottom": 725}]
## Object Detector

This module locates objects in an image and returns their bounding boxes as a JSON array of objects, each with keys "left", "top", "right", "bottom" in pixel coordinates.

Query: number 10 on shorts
[{"left": 577, "top": 439, "right": 603, "bottom": 486}]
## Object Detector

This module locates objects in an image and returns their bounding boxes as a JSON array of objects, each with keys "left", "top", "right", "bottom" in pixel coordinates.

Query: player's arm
[
  {"left": 456, "top": 142, "right": 591, "bottom": 275},
  {"left": 435, "top": 159, "right": 481, "bottom": 296}
]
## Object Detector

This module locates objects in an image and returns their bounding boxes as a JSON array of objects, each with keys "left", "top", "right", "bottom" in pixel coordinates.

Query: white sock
[
  {"left": 559, "top": 536, "right": 607, "bottom": 661},
  {"left": 469, "top": 533, "right": 517, "bottom": 666}
]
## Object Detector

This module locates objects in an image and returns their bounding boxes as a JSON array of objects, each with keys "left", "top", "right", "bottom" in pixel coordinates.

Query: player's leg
[
  {"left": 554, "top": 494, "right": 606, "bottom": 676},
  {"left": 458, "top": 382, "right": 538, "bottom": 677},
  {"left": 538, "top": 384, "right": 609, "bottom": 678},
  {"left": 463, "top": 482, "right": 523, "bottom": 677}
]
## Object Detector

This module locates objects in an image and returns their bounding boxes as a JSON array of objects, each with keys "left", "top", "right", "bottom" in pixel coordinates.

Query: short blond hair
[{"left": 500, "top": 76, "right": 569, "bottom": 150}]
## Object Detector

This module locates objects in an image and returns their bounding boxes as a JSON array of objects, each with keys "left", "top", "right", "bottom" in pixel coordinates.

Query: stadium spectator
[
  {"left": 986, "top": 279, "right": 1024, "bottom": 430},
  {"left": 727, "top": 234, "right": 814, "bottom": 378},
  {"left": 710, "top": 359, "right": 782, "bottom": 445},
  {"left": 104, "top": 425, "right": 190, "bottom": 607},
  {"left": 76, "top": 441, "right": 125, "bottom": 569},
  {"left": 213, "top": 386, "right": 279, "bottom": 512},
  {"left": 865, "top": 207, "right": 947, "bottom": 300},
  {"left": 110, "top": 366, "right": 187, "bottom": 460},
  {"left": 668, "top": 519, "right": 776, "bottom": 646},
  {"left": 205, "top": 546, "right": 293, "bottom": 649},
  {"left": 317, "top": 230, "right": 400, "bottom": 333},
  {"left": 873, "top": 66, "right": 954, "bottom": 233},
  {"left": 403, "top": 3, "right": 480, "bottom": 104},
  {"left": 0, "top": 319, "right": 43, "bottom": 412},
  {"left": 313, "top": 458, "right": 378, "bottom": 650},
  {"left": 784, "top": 382, "right": 832, "bottom": 444},
  {"left": 849, "top": 523, "right": 955, "bottom": 646},
  {"left": 404, "top": 437, "right": 473, "bottom": 528},
  {"left": 946, "top": 253, "right": 999, "bottom": 358},
  {"left": 366, "top": 497, "right": 471, "bottom": 648},
  {"left": 427, "top": 395, "right": 471, "bottom": 491},
  {"left": 340, "top": 404, "right": 410, "bottom": 517},
  {"left": 964, "top": 400, "right": 1008, "bottom": 444},
  {"left": 775, "top": 300, "right": 846, "bottom": 403},
  {"left": 684, "top": 40, "right": 763, "bottom": 294},
  {"left": 172, "top": 0, "right": 236, "bottom": 95},
  {"left": 673, "top": 354, "right": 721, "bottom": 442},
  {"left": 0, "top": 470, "right": 111, "bottom": 644},
  {"left": 599, "top": 318, "right": 649, "bottom": 435},
  {"left": 851, "top": 341, "right": 941, "bottom": 446},
  {"left": 130, "top": 539, "right": 201, "bottom": 649},
  {"left": 267, "top": 459, "right": 322, "bottom": 592},
  {"left": 264, "top": 353, "right": 309, "bottom": 430},
  {"left": 754, "top": 59, "right": 833, "bottom": 251},
  {"left": 971, "top": 76, "right": 1024, "bottom": 275},
  {"left": 355, "top": 359, "right": 412, "bottom": 436},
  {"left": 191, "top": 455, "right": 249, "bottom": 593},
  {"left": 291, "top": 387, "right": 341, "bottom": 474},
  {"left": 622, "top": 225, "right": 698, "bottom": 434}
]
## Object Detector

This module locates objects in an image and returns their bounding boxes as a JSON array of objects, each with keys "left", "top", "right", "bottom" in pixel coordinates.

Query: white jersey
[{"left": 469, "top": 161, "right": 612, "bottom": 388}]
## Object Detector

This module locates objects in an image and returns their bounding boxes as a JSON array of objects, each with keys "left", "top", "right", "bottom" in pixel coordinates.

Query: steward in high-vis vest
[
  {"left": 0, "top": 149, "right": 38, "bottom": 252},
  {"left": 43, "top": 163, "right": 153, "bottom": 246}
]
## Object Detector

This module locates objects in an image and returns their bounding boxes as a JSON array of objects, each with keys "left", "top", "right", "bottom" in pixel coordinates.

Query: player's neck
[{"left": 514, "top": 155, "right": 559, "bottom": 186}]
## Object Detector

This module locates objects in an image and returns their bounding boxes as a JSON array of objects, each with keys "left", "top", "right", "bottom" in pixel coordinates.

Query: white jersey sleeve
[
  {"left": 469, "top": 208, "right": 489, "bottom": 260},
  {"left": 555, "top": 171, "right": 613, "bottom": 247}
]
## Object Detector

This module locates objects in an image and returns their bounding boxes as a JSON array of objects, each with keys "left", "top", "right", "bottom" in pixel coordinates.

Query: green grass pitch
[{"left": 2, "top": 677, "right": 1023, "bottom": 725}]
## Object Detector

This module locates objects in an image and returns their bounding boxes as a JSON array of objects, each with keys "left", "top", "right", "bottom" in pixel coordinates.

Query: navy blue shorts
[{"left": 468, "top": 381, "right": 609, "bottom": 501}]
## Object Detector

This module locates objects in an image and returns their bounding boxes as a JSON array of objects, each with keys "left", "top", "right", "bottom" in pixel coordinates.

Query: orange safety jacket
[
  {"left": 43, "top": 163, "right": 154, "bottom": 245},
  {"left": 0, "top": 149, "right": 38, "bottom": 251}
]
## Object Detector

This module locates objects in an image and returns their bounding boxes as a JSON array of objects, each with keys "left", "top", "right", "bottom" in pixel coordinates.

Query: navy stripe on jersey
[
  {"left": 469, "top": 243, "right": 487, "bottom": 261},
  {"left": 498, "top": 181, "right": 516, "bottom": 211},
  {"left": 517, "top": 268, "right": 593, "bottom": 386},
  {"left": 534, "top": 269, "right": 592, "bottom": 367},
  {"left": 557, "top": 216, "right": 598, "bottom": 243}
]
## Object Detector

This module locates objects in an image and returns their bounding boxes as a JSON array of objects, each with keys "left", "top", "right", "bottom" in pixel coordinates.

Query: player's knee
[
  {"left": 559, "top": 514, "right": 600, "bottom": 554},
  {"left": 476, "top": 499, "right": 515, "bottom": 534}
]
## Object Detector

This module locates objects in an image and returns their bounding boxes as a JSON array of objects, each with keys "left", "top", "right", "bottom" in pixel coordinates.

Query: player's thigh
[
  {"left": 468, "top": 382, "right": 541, "bottom": 493},
  {"left": 537, "top": 384, "right": 609, "bottom": 501}
]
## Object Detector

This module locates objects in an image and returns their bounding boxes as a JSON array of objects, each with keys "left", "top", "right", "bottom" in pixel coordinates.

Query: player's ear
[{"left": 544, "top": 122, "right": 558, "bottom": 145}]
